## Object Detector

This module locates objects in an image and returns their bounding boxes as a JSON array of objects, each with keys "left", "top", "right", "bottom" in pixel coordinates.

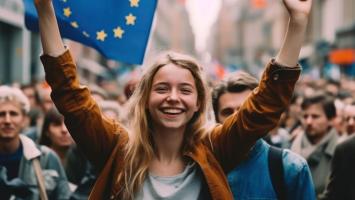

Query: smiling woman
[{"left": 34, "top": 0, "right": 312, "bottom": 199}]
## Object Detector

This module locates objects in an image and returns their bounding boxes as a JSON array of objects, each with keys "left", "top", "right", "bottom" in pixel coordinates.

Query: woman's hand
[
  {"left": 34, "top": 0, "right": 52, "bottom": 10},
  {"left": 283, "top": 0, "right": 312, "bottom": 24},
  {"left": 33, "top": 0, "right": 65, "bottom": 56},
  {"left": 275, "top": 0, "right": 313, "bottom": 66}
]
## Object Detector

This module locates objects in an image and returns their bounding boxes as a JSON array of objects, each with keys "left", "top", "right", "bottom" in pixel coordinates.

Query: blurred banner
[
  {"left": 23, "top": 0, "right": 157, "bottom": 64},
  {"left": 329, "top": 49, "right": 355, "bottom": 65},
  {"left": 251, "top": 0, "right": 267, "bottom": 9}
]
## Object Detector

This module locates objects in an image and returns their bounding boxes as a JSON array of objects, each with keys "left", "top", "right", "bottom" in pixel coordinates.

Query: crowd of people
[{"left": 1, "top": 0, "right": 355, "bottom": 199}]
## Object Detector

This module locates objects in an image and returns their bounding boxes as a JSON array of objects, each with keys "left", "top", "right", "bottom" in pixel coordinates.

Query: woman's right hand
[
  {"left": 34, "top": 0, "right": 66, "bottom": 56},
  {"left": 34, "top": 0, "right": 52, "bottom": 10}
]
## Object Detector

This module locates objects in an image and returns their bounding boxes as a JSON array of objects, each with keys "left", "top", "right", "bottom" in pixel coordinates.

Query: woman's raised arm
[
  {"left": 34, "top": 0, "right": 66, "bottom": 56},
  {"left": 275, "top": 0, "right": 312, "bottom": 67}
]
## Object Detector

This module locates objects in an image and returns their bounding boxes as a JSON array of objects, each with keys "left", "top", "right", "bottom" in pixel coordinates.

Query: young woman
[
  {"left": 39, "top": 108, "right": 74, "bottom": 167},
  {"left": 34, "top": 0, "right": 312, "bottom": 199}
]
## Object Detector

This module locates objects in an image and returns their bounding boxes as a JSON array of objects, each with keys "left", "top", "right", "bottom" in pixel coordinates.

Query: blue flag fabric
[{"left": 24, "top": 0, "right": 157, "bottom": 64}]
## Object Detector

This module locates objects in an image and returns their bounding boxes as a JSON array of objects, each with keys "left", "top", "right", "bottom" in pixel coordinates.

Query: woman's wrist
[{"left": 289, "top": 14, "right": 309, "bottom": 28}]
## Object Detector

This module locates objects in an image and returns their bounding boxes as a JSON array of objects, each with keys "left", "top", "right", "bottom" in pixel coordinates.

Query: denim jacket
[
  {"left": 228, "top": 139, "right": 316, "bottom": 200},
  {"left": 3, "top": 135, "right": 71, "bottom": 200}
]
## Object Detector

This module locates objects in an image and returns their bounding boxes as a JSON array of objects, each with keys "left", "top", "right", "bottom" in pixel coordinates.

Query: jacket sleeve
[
  {"left": 209, "top": 59, "right": 301, "bottom": 173},
  {"left": 40, "top": 50, "right": 124, "bottom": 169}
]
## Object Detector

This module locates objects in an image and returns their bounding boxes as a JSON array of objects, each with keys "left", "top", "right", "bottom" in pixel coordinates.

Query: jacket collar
[
  {"left": 323, "top": 128, "right": 338, "bottom": 157},
  {"left": 302, "top": 128, "right": 338, "bottom": 165},
  {"left": 19, "top": 135, "right": 41, "bottom": 160}
]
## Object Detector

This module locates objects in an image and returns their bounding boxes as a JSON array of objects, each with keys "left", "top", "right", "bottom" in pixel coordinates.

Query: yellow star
[
  {"left": 62, "top": 0, "right": 67, "bottom": 2},
  {"left": 63, "top": 7, "right": 71, "bottom": 17},
  {"left": 70, "top": 21, "right": 79, "bottom": 28},
  {"left": 130, "top": 0, "right": 139, "bottom": 7},
  {"left": 113, "top": 27, "right": 124, "bottom": 38},
  {"left": 125, "top": 13, "right": 136, "bottom": 25},
  {"left": 96, "top": 30, "right": 107, "bottom": 41}
]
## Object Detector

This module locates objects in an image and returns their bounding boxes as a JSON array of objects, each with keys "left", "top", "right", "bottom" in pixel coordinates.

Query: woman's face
[
  {"left": 48, "top": 121, "right": 73, "bottom": 148},
  {"left": 148, "top": 64, "right": 199, "bottom": 131}
]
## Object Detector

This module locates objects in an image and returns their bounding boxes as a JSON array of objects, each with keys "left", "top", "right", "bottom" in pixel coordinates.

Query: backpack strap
[
  {"left": 32, "top": 158, "right": 49, "bottom": 200},
  {"left": 268, "top": 146, "right": 287, "bottom": 200}
]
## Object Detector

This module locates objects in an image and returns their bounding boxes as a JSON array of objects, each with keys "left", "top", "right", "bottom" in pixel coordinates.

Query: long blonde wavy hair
[{"left": 119, "top": 51, "right": 211, "bottom": 199}]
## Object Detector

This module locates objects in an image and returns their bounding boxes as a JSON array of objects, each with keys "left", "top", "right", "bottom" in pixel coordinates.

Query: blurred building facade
[
  {"left": 213, "top": 0, "right": 355, "bottom": 77},
  {"left": 0, "top": 0, "right": 39, "bottom": 84}
]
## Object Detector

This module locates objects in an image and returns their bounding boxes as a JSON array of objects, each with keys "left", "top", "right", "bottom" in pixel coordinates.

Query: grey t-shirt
[{"left": 135, "top": 162, "right": 204, "bottom": 200}]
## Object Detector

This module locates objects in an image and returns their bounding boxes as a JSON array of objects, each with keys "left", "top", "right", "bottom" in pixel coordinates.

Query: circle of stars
[{"left": 61, "top": 0, "right": 140, "bottom": 42}]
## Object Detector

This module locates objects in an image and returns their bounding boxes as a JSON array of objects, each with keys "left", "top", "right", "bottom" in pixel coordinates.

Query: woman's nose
[{"left": 167, "top": 89, "right": 179, "bottom": 101}]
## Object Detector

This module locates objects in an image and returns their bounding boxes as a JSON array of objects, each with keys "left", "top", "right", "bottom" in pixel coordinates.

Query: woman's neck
[
  {"left": 149, "top": 126, "right": 188, "bottom": 176},
  {"left": 152, "top": 127, "right": 185, "bottom": 160}
]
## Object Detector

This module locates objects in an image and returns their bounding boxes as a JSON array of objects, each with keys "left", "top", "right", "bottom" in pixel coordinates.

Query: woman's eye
[
  {"left": 181, "top": 88, "right": 192, "bottom": 94},
  {"left": 155, "top": 87, "right": 168, "bottom": 93}
]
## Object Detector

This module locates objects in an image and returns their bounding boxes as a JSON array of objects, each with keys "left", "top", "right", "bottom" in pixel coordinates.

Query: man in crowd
[
  {"left": 342, "top": 100, "right": 355, "bottom": 139},
  {"left": 291, "top": 92, "right": 338, "bottom": 196},
  {"left": 0, "top": 85, "right": 71, "bottom": 200},
  {"left": 212, "top": 71, "right": 315, "bottom": 200},
  {"left": 320, "top": 134, "right": 355, "bottom": 200}
]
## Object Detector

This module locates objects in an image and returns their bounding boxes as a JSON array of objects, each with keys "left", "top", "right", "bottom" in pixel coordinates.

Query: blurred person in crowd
[
  {"left": 340, "top": 78, "right": 355, "bottom": 98},
  {"left": 20, "top": 83, "right": 44, "bottom": 143},
  {"left": 291, "top": 92, "right": 338, "bottom": 196},
  {"left": 123, "top": 76, "right": 140, "bottom": 101},
  {"left": 337, "top": 90, "right": 353, "bottom": 105},
  {"left": 35, "top": 0, "right": 312, "bottom": 199},
  {"left": 319, "top": 135, "right": 355, "bottom": 200},
  {"left": 0, "top": 85, "right": 71, "bottom": 200},
  {"left": 38, "top": 83, "right": 55, "bottom": 113},
  {"left": 20, "top": 83, "right": 41, "bottom": 112},
  {"left": 89, "top": 84, "right": 108, "bottom": 102},
  {"left": 280, "top": 92, "right": 303, "bottom": 132},
  {"left": 39, "top": 108, "right": 100, "bottom": 198},
  {"left": 338, "top": 100, "right": 355, "bottom": 143},
  {"left": 332, "top": 98, "right": 345, "bottom": 138},
  {"left": 116, "top": 93, "right": 128, "bottom": 105},
  {"left": 39, "top": 108, "right": 74, "bottom": 167},
  {"left": 212, "top": 71, "right": 315, "bottom": 200},
  {"left": 331, "top": 91, "right": 354, "bottom": 140},
  {"left": 99, "top": 100, "right": 122, "bottom": 121},
  {"left": 324, "top": 79, "right": 340, "bottom": 97}
]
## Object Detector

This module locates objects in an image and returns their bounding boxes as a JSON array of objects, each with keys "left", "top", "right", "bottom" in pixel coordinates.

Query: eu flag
[{"left": 23, "top": 0, "right": 157, "bottom": 64}]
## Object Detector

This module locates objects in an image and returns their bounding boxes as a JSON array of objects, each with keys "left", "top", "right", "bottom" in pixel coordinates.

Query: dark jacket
[
  {"left": 41, "top": 50, "right": 300, "bottom": 200},
  {"left": 320, "top": 135, "right": 355, "bottom": 200}
]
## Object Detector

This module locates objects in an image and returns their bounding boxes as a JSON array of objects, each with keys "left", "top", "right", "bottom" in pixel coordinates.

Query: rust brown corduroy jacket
[{"left": 41, "top": 50, "right": 301, "bottom": 200}]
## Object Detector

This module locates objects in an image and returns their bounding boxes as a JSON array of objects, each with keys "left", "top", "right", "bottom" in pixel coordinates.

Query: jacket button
[{"left": 273, "top": 73, "right": 279, "bottom": 80}]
